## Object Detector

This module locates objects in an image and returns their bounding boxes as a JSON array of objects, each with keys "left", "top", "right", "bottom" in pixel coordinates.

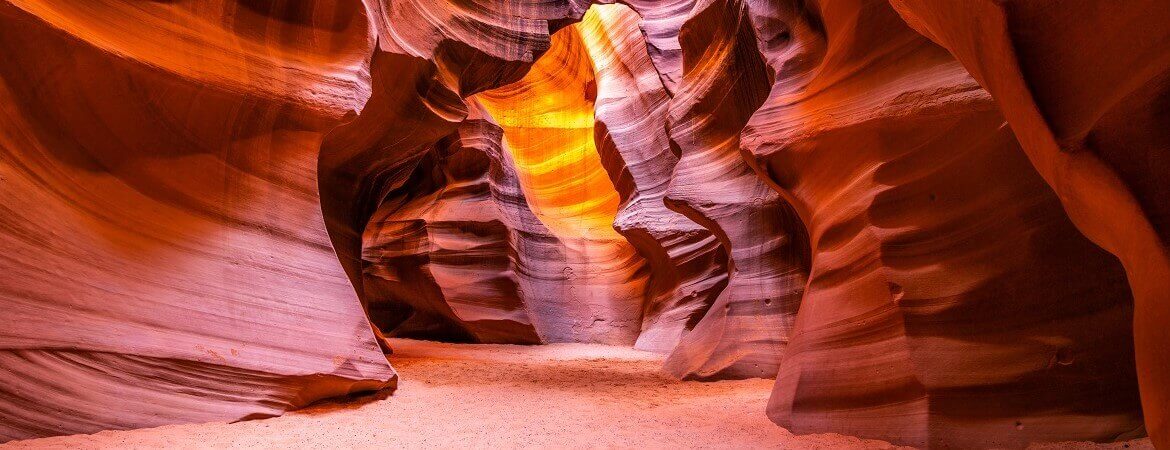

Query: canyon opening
[{"left": 1, "top": 1, "right": 1168, "bottom": 449}]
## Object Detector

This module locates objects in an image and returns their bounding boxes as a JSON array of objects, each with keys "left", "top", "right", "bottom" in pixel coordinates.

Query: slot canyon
[{"left": 0, "top": 0, "right": 1167, "bottom": 449}]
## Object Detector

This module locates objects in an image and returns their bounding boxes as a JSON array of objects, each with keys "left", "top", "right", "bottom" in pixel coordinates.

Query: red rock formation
[
  {"left": 354, "top": 5, "right": 731, "bottom": 350},
  {"left": 607, "top": 0, "right": 691, "bottom": 94},
  {"left": 360, "top": 111, "right": 544, "bottom": 344},
  {"left": 887, "top": 2, "right": 1170, "bottom": 446},
  {"left": 738, "top": 0, "right": 1142, "bottom": 446},
  {"left": 582, "top": 5, "right": 727, "bottom": 353},
  {"left": 0, "top": 0, "right": 394, "bottom": 440},
  {"left": 363, "top": 1, "right": 812, "bottom": 376},
  {"left": 474, "top": 23, "right": 648, "bottom": 344},
  {"left": 0, "top": 0, "right": 598, "bottom": 440},
  {"left": 318, "top": 1, "right": 592, "bottom": 342},
  {"left": 0, "top": 0, "right": 1162, "bottom": 446},
  {"left": 658, "top": 0, "right": 811, "bottom": 380}
]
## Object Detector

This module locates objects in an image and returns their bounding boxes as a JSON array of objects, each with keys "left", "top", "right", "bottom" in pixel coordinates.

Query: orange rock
[{"left": 0, "top": 0, "right": 1163, "bottom": 446}]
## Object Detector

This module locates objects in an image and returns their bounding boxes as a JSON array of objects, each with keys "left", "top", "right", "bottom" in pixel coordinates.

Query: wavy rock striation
[
  {"left": 474, "top": 22, "right": 647, "bottom": 344},
  {"left": 738, "top": 0, "right": 1143, "bottom": 447},
  {"left": 360, "top": 109, "right": 544, "bottom": 344},
  {"left": 581, "top": 5, "right": 727, "bottom": 353},
  {"left": 657, "top": 0, "right": 811, "bottom": 381},
  {"left": 0, "top": 0, "right": 1164, "bottom": 446},
  {"left": 0, "top": 0, "right": 394, "bottom": 441},
  {"left": 887, "top": 2, "right": 1170, "bottom": 446}
]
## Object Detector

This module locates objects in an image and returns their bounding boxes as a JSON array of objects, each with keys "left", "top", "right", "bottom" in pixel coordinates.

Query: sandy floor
[{"left": 1, "top": 339, "right": 1155, "bottom": 449}]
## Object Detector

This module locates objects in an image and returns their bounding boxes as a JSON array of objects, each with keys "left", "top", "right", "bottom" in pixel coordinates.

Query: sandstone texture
[
  {"left": 739, "top": 1, "right": 1142, "bottom": 447},
  {"left": 886, "top": 2, "right": 1170, "bottom": 446},
  {"left": 0, "top": 0, "right": 395, "bottom": 441},
  {"left": 0, "top": 0, "right": 1165, "bottom": 448}
]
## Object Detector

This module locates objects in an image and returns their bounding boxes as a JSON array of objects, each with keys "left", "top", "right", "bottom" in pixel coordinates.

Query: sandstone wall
[{"left": 0, "top": 0, "right": 1163, "bottom": 447}]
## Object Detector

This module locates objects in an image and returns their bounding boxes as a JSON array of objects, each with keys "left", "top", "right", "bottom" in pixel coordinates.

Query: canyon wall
[
  {"left": 1, "top": 0, "right": 1165, "bottom": 447},
  {"left": 738, "top": 1, "right": 1142, "bottom": 446},
  {"left": 885, "top": 2, "right": 1170, "bottom": 446},
  {"left": 0, "top": 0, "right": 398, "bottom": 441},
  {"left": 583, "top": 5, "right": 728, "bottom": 355},
  {"left": 359, "top": 109, "right": 546, "bottom": 344},
  {"left": 653, "top": 0, "right": 811, "bottom": 381}
]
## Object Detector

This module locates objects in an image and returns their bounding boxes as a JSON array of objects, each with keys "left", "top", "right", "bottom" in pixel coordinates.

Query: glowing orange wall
[{"left": 474, "top": 12, "right": 622, "bottom": 240}]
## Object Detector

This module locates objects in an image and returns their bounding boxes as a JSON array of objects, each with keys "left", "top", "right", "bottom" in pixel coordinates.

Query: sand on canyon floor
[{"left": 1, "top": 339, "right": 1155, "bottom": 450}]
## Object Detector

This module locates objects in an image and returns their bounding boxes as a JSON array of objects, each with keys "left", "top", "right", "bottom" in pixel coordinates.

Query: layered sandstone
[
  {"left": 474, "top": 22, "right": 647, "bottom": 344},
  {"left": 887, "top": 2, "right": 1170, "bottom": 446},
  {"left": 738, "top": 1, "right": 1142, "bottom": 446},
  {"left": 581, "top": 6, "right": 727, "bottom": 354},
  {"left": 360, "top": 111, "right": 544, "bottom": 344},
  {"left": 655, "top": 0, "right": 811, "bottom": 380},
  {"left": 0, "top": 0, "right": 1165, "bottom": 447},
  {"left": 0, "top": 0, "right": 394, "bottom": 441}
]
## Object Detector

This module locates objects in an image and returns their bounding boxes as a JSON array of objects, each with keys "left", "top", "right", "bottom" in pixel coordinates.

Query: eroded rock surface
[
  {"left": 0, "top": 0, "right": 1165, "bottom": 447},
  {"left": 582, "top": 5, "right": 727, "bottom": 354},
  {"left": 360, "top": 110, "right": 544, "bottom": 344},
  {"left": 655, "top": 0, "right": 811, "bottom": 381},
  {"left": 887, "top": 2, "right": 1170, "bottom": 446},
  {"left": 474, "top": 22, "right": 647, "bottom": 344},
  {"left": 0, "top": 0, "right": 394, "bottom": 441},
  {"left": 739, "top": 1, "right": 1143, "bottom": 446}
]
